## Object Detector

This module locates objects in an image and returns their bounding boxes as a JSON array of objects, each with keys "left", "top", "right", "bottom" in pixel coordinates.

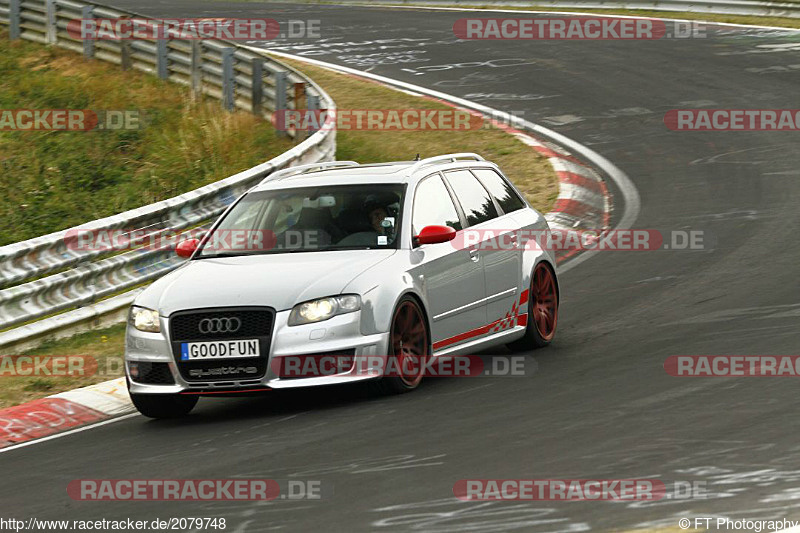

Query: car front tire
[{"left": 370, "top": 295, "right": 431, "bottom": 395}]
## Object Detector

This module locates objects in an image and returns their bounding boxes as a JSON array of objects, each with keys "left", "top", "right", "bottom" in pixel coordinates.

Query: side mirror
[
  {"left": 415, "top": 225, "right": 457, "bottom": 246},
  {"left": 176, "top": 238, "right": 199, "bottom": 258}
]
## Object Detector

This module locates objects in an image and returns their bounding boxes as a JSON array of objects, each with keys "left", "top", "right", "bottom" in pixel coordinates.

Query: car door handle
[{"left": 469, "top": 248, "right": 480, "bottom": 262}]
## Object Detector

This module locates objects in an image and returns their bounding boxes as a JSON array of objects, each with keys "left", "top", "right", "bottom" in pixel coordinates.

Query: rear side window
[
  {"left": 412, "top": 175, "right": 462, "bottom": 235},
  {"left": 472, "top": 168, "right": 526, "bottom": 214},
  {"left": 444, "top": 170, "right": 499, "bottom": 226}
]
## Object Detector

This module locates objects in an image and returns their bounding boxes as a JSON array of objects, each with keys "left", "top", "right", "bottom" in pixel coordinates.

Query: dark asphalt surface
[{"left": 4, "top": 4, "right": 800, "bottom": 532}]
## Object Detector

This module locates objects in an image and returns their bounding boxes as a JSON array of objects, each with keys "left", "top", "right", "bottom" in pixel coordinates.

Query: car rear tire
[
  {"left": 370, "top": 296, "right": 430, "bottom": 395},
  {"left": 130, "top": 392, "right": 198, "bottom": 419},
  {"left": 508, "top": 262, "right": 558, "bottom": 351}
]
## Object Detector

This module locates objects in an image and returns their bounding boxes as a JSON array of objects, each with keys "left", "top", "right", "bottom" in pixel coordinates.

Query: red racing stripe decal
[
  {"left": 433, "top": 319, "right": 501, "bottom": 351},
  {"left": 433, "top": 290, "right": 530, "bottom": 351},
  {"left": 519, "top": 289, "right": 529, "bottom": 306}
]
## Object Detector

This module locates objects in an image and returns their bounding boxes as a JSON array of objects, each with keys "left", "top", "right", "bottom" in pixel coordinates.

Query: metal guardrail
[
  {"left": 0, "top": 0, "right": 336, "bottom": 350},
  {"left": 338, "top": 0, "right": 800, "bottom": 19}
]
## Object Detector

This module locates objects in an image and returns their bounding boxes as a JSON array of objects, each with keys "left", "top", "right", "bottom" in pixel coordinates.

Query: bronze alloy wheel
[
  {"left": 531, "top": 262, "right": 558, "bottom": 342},
  {"left": 390, "top": 298, "right": 430, "bottom": 388}
]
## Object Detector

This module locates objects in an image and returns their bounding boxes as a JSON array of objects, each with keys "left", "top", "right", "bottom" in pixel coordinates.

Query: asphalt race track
[{"left": 4, "top": 3, "right": 800, "bottom": 531}]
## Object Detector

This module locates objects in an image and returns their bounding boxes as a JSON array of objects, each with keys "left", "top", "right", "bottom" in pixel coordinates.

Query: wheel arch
[
  {"left": 393, "top": 290, "right": 433, "bottom": 350},
  {"left": 521, "top": 247, "right": 560, "bottom": 305},
  {"left": 535, "top": 258, "right": 560, "bottom": 305}
]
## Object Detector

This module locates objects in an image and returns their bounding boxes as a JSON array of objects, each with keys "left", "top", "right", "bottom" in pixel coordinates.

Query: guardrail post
[
  {"left": 190, "top": 40, "right": 201, "bottom": 95},
  {"left": 81, "top": 6, "right": 94, "bottom": 58},
  {"left": 120, "top": 39, "right": 131, "bottom": 70},
  {"left": 274, "top": 70, "right": 287, "bottom": 112},
  {"left": 294, "top": 82, "right": 306, "bottom": 110},
  {"left": 45, "top": 0, "right": 56, "bottom": 44},
  {"left": 156, "top": 38, "right": 168, "bottom": 79},
  {"left": 251, "top": 60, "right": 263, "bottom": 116},
  {"left": 307, "top": 93, "right": 320, "bottom": 134},
  {"left": 9, "top": 0, "right": 20, "bottom": 40},
  {"left": 221, "top": 47, "right": 235, "bottom": 111},
  {"left": 273, "top": 70, "right": 288, "bottom": 137}
]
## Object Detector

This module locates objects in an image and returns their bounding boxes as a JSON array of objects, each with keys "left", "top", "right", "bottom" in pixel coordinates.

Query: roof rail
[
  {"left": 260, "top": 161, "right": 360, "bottom": 184},
  {"left": 407, "top": 153, "right": 484, "bottom": 175}
]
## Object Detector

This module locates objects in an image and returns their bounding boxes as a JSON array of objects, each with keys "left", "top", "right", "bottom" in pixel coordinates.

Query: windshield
[{"left": 196, "top": 184, "right": 405, "bottom": 258}]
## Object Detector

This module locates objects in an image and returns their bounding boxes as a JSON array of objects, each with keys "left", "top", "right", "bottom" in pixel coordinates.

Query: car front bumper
[{"left": 125, "top": 309, "right": 391, "bottom": 395}]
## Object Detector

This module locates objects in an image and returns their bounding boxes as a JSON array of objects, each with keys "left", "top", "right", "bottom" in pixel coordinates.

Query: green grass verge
[
  {"left": 0, "top": 32, "right": 295, "bottom": 246},
  {"left": 0, "top": 323, "right": 126, "bottom": 409}
]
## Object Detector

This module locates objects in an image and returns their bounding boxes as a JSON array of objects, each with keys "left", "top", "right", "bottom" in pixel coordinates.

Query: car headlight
[
  {"left": 130, "top": 306, "right": 161, "bottom": 333},
  {"left": 288, "top": 295, "right": 361, "bottom": 326}
]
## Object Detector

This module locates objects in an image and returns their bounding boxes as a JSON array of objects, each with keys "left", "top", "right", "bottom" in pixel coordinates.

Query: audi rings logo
[{"left": 198, "top": 317, "right": 242, "bottom": 334}]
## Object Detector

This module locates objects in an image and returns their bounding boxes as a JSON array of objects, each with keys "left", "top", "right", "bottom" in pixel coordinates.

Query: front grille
[
  {"left": 135, "top": 362, "right": 175, "bottom": 385},
  {"left": 170, "top": 308, "right": 273, "bottom": 341},
  {"left": 169, "top": 307, "right": 275, "bottom": 382}
]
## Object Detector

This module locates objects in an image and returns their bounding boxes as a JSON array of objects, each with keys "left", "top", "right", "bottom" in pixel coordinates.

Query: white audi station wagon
[{"left": 125, "top": 154, "right": 559, "bottom": 418}]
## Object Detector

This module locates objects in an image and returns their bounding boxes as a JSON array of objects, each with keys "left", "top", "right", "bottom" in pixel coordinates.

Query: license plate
[{"left": 180, "top": 339, "right": 260, "bottom": 361}]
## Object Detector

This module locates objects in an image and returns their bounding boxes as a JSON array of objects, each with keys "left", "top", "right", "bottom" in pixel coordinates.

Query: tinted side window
[
  {"left": 444, "top": 170, "right": 499, "bottom": 226},
  {"left": 412, "top": 175, "right": 462, "bottom": 235},
  {"left": 472, "top": 168, "right": 526, "bottom": 214}
]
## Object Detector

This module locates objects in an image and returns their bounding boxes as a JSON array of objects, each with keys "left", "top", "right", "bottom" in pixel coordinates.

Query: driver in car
[
  {"left": 335, "top": 195, "right": 396, "bottom": 247},
  {"left": 368, "top": 204, "right": 389, "bottom": 234},
  {"left": 364, "top": 194, "right": 396, "bottom": 238}
]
